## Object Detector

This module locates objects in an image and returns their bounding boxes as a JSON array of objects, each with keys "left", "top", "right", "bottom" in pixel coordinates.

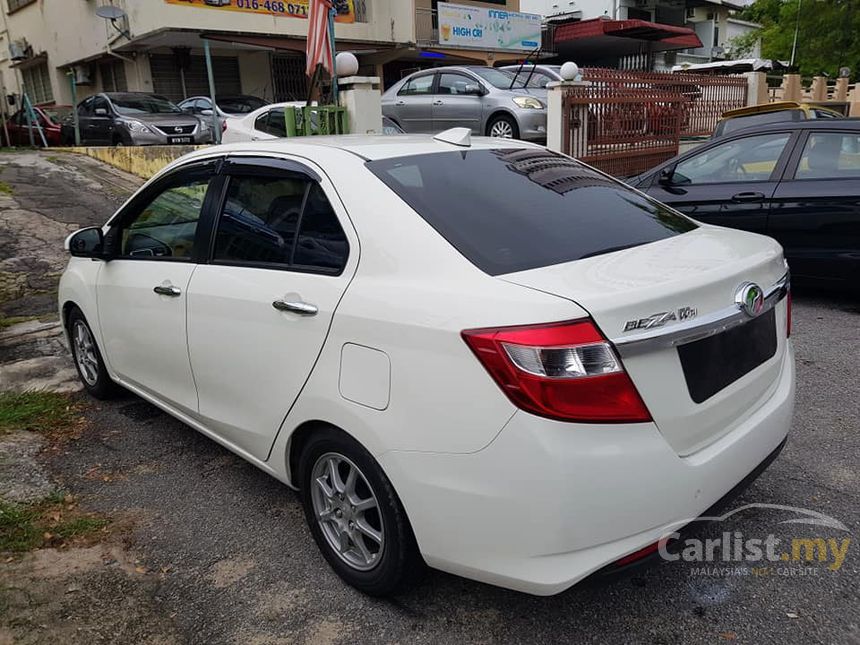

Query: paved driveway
[{"left": 1, "top": 152, "right": 857, "bottom": 644}]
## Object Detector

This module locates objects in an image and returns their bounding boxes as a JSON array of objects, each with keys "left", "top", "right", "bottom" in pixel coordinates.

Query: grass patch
[
  {"left": 0, "top": 314, "right": 39, "bottom": 330},
  {"left": 0, "top": 494, "right": 110, "bottom": 552},
  {"left": 0, "top": 181, "right": 12, "bottom": 194},
  {"left": 0, "top": 391, "right": 79, "bottom": 435}
]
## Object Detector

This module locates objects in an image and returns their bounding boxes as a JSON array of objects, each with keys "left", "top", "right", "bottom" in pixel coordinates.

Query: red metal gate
[{"left": 562, "top": 84, "right": 687, "bottom": 178}]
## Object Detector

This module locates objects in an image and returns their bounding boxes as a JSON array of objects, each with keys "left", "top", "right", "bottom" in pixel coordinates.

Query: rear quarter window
[{"left": 366, "top": 149, "right": 697, "bottom": 275}]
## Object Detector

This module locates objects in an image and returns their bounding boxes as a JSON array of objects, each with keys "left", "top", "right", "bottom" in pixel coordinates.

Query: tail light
[
  {"left": 221, "top": 121, "right": 227, "bottom": 133},
  {"left": 462, "top": 319, "right": 651, "bottom": 423}
]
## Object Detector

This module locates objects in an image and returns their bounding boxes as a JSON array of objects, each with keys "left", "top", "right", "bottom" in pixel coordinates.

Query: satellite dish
[{"left": 95, "top": 5, "right": 127, "bottom": 20}]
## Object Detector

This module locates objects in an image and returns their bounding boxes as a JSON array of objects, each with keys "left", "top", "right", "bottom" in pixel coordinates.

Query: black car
[{"left": 631, "top": 120, "right": 860, "bottom": 289}]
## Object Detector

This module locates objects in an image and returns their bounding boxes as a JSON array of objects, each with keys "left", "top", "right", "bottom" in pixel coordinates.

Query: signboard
[
  {"left": 437, "top": 3, "right": 541, "bottom": 52},
  {"left": 164, "top": 0, "right": 355, "bottom": 24}
]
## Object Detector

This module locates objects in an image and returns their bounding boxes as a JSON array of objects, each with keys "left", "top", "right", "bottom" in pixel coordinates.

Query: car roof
[
  {"left": 721, "top": 118, "right": 860, "bottom": 136},
  {"left": 176, "top": 134, "right": 541, "bottom": 164}
]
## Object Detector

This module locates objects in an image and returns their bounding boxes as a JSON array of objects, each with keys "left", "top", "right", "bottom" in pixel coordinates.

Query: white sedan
[
  {"left": 59, "top": 131, "right": 794, "bottom": 596},
  {"left": 220, "top": 101, "right": 305, "bottom": 143}
]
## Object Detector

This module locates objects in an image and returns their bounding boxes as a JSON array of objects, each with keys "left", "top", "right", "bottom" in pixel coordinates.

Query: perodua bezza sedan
[{"left": 59, "top": 130, "right": 794, "bottom": 596}]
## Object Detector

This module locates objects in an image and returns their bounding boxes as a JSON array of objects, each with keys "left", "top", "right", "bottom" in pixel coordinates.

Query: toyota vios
[{"left": 59, "top": 131, "right": 794, "bottom": 596}]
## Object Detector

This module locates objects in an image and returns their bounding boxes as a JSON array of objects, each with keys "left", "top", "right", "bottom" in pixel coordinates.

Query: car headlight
[
  {"left": 198, "top": 119, "right": 210, "bottom": 131},
  {"left": 513, "top": 96, "right": 544, "bottom": 110},
  {"left": 122, "top": 119, "right": 152, "bottom": 133}
]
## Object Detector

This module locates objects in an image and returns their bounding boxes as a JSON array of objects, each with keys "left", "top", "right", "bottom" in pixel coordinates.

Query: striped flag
[{"left": 306, "top": 0, "right": 334, "bottom": 77}]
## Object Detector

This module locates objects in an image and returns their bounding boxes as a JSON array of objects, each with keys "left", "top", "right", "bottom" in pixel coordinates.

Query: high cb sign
[
  {"left": 165, "top": 0, "right": 355, "bottom": 23},
  {"left": 438, "top": 3, "right": 541, "bottom": 52}
]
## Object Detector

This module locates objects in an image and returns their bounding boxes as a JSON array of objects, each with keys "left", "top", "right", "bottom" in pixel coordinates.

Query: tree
[{"left": 741, "top": 0, "right": 860, "bottom": 78}]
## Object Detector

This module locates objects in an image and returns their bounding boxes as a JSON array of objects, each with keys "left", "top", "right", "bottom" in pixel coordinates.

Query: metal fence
[
  {"left": 581, "top": 68, "right": 748, "bottom": 137},
  {"left": 561, "top": 84, "right": 687, "bottom": 178}
]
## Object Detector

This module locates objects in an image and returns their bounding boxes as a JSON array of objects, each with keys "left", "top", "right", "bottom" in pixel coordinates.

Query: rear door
[
  {"left": 647, "top": 131, "right": 796, "bottom": 234},
  {"left": 432, "top": 72, "right": 484, "bottom": 134},
  {"left": 186, "top": 156, "right": 357, "bottom": 460},
  {"left": 390, "top": 73, "right": 436, "bottom": 133},
  {"left": 768, "top": 129, "right": 860, "bottom": 284}
]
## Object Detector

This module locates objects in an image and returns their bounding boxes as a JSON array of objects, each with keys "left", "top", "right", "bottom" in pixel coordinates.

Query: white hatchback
[{"left": 59, "top": 132, "right": 794, "bottom": 596}]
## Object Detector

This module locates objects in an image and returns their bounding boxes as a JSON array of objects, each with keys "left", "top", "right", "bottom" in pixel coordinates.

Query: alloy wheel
[
  {"left": 310, "top": 452, "right": 385, "bottom": 571},
  {"left": 490, "top": 120, "right": 514, "bottom": 138},
  {"left": 72, "top": 320, "right": 99, "bottom": 386}
]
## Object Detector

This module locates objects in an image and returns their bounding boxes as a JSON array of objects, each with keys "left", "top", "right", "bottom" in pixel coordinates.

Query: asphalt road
[{"left": 1, "top": 152, "right": 858, "bottom": 644}]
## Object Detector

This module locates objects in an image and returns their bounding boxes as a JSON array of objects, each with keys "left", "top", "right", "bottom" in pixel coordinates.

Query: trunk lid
[{"left": 501, "top": 226, "right": 790, "bottom": 456}]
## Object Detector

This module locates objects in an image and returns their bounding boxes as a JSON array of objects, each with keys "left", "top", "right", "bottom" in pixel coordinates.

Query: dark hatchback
[{"left": 631, "top": 120, "right": 860, "bottom": 289}]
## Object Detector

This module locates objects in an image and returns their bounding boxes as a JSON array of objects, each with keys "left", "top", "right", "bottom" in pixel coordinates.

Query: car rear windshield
[
  {"left": 366, "top": 149, "right": 697, "bottom": 275},
  {"left": 718, "top": 110, "right": 798, "bottom": 136}
]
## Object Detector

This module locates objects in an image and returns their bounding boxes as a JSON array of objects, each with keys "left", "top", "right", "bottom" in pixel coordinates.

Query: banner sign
[
  {"left": 164, "top": 0, "right": 355, "bottom": 24},
  {"left": 437, "top": 3, "right": 541, "bottom": 51}
]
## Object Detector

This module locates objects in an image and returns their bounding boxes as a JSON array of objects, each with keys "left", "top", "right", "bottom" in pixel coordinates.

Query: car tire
[
  {"left": 67, "top": 306, "right": 117, "bottom": 399},
  {"left": 299, "top": 427, "right": 425, "bottom": 596},
  {"left": 487, "top": 114, "right": 519, "bottom": 139}
]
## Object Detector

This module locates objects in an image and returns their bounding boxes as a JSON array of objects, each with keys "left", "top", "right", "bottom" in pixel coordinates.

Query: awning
[
  {"left": 202, "top": 33, "right": 387, "bottom": 55},
  {"left": 553, "top": 17, "right": 703, "bottom": 60}
]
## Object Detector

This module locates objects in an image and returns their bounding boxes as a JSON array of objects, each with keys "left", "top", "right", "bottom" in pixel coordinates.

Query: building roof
[{"left": 553, "top": 17, "right": 703, "bottom": 59}]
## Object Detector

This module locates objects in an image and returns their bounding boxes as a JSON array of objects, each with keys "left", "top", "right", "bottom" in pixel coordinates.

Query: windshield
[
  {"left": 217, "top": 96, "right": 268, "bottom": 114},
  {"left": 110, "top": 94, "right": 182, "bottom": 115},
  {"left": 470, "top": 68, "right": 517, "bottom": 90},
  {"left": 367, "top": 149, "right": 696, "bottom": 275}
]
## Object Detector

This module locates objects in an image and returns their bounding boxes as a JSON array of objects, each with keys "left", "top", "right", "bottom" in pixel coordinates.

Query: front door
[
  {"left": 432, "top": 72, "right": 484, "bottom": 134},
  {"left": 769, "top": 129, "right": 860, "bottom": 283},
  {"left": 186, "top": 157, "right": 356, "bottom": 460},
  {"left": 89, "top": 96, "right": 114, "bottom": 145},
  {"left": 97, "top": 160, "right": 220, "bottom": 413},
  {"left": 391, "top": 73, "right": 436, "bottom": 133},
  {"left": 648, "top": 131, "right": 795, "bottom": 234}
]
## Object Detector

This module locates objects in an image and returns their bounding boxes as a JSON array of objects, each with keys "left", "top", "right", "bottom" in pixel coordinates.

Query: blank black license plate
[
  {"left": 169, "top": 136, "right": 192, "bottom": 144},
  {"left": 678, "top": 309, "right": 777, "bottom": 404}
]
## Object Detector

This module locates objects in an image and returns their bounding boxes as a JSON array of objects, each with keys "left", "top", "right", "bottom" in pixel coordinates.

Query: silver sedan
[{"left": 381, "top": 66, "right": 547, "bottom": 141}]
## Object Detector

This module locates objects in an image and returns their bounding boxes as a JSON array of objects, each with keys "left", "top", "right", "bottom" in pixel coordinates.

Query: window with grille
[
  {"left": 21, "top": 62, "right": 54, "bottom": 105},
  {"left": 7, "top": 0, "right": 36, "bottom": 12},
  {"left": 100, "top": 61, "right": 128, "bottom": 92}
]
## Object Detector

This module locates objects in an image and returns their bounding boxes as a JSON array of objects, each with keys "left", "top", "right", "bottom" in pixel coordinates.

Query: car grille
[
  {"left": 152, "top": 124, "right": 196, "bottom": 136},
  {"left": 677, "top": 309, "right": 777, "bottom": 403}
]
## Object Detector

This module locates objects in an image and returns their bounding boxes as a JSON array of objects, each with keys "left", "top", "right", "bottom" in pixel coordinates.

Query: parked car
[
  {"left": 220, "top": 101, "right": 305, "bottom": 142},
  {"left": 3, "top": 105, "right": 72, "bottom": 146},
  {"left": 500, "top": 63, "right": 564, "bottom": 89},
  {"left": 60, "top": 131, "right": 793, "bottom": 596},
  {"left": 631, "top": 119, "right": 860, "bottom": 288},
  {"left": 61, "top": 92, "right": 214, "bottom": 146},
  {"left": 178, "top": 94, "right": 269, "bottom": 120},
  {"left": 712, "top": 101, "right": 844, "bottom": 138},
  {"left": 382, "top": 66, "right": 547, "bottom": 140}
]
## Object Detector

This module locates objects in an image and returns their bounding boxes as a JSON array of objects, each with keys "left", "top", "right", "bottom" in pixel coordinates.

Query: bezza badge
[{"left": 624, "top": 306, "right": 698, "bottom": 332}]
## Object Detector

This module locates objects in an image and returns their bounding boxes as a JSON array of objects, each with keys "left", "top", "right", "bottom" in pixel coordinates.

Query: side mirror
[
  {"left": 464, "top": 83, "right": 482, "bottom": 96},
  {"left": 66, "top": 226, "right": 104, "bottom": 258},
  {"left": 94, "top": 107, "right": 108, "bottom": 117},
  {"left": 658, "top": 167, "right": 675, "bottom": 186},
  {"left": 199, "top": 108, "right": 214, "bottom": 117}
]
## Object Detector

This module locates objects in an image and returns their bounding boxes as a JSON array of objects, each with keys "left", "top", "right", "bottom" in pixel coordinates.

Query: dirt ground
[{"left": 0, "top": 151, "right": 858, "bottom": 645}]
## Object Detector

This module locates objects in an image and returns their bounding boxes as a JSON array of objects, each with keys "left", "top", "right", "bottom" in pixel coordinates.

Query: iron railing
[{"left": 415, "top": 7, "right": 437, "bottom": 46}]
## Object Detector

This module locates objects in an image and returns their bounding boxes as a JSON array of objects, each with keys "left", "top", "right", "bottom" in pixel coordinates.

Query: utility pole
[{"left": 789, "top": 0, "right": 803, "bottom": 69}]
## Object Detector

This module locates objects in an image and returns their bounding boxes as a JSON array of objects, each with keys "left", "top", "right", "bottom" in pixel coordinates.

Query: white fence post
[
  {"left": 744, "top": 71, "right": 768, "bottom": 106},
  {"left": 546, "top": 80, "right": 590, "bottom": 155},
  {"left": 338, "top": 76, "right": 383, "bottom": 135}
]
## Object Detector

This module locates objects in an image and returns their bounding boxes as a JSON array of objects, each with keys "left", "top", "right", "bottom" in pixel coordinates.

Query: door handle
[
  {"left": 395, "top": 100, "right": 405, "bottom": 106},
  {"left": 153, "top": 285, "right": 181, "bottom": 297},
  {"left": 432, "top": 100, "right": 444, "bottom": 106},
  {"left": 272, "top": 299, "right": 318, "bottom": 316},
  {"left": 731, "top": 191, "right": 766, "bottom": 203}
]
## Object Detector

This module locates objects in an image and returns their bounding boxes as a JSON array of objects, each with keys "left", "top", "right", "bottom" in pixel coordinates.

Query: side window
[
  {"left": 213, "top": 173, "right": 348, "bottom": 272},
  {"left": 438, "top": 73, "right": 475, "bottom": 95},
  {"left": 78, "top": 97, "right": 94, "bottom": 117},
  {"left": 673, "top": 133, "right": 791, "bottom": 185},
  {"left": 795, "top": 132, "right": 860, "bottom": 179},
  {"left": 92, "top": 96, "right": 109, "bottom": 115},
  {"left": 399, "top": 75, "right": 434, "bottom": 96},
  {"left": 254, "top": 112, "right": 271, "bottom": 135},
  {"left": 266, "top": 109, "right": 287, "bottom": 137},
  {"left": 118, "top": 171, "right": 211, "bottom": 259}
]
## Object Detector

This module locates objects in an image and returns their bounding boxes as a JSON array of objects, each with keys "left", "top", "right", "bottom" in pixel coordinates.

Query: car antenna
[
  {"left": 433, "top": 127, "right": 472, "bottom": 147},
  {"left": 509, "top": 46, "right": 541, "bottom": 90}
]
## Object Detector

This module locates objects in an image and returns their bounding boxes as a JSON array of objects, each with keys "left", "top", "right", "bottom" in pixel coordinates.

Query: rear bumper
[{"left": 380, "top": 343, "right": 794, "bottom": 595}]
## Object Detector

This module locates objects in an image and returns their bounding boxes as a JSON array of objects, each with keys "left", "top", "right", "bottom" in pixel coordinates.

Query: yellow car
[{"left": 713, "top": 101, "right": 844, "bottom": 138}]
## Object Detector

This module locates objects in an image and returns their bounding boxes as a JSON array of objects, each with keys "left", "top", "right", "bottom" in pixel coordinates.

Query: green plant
[{"left": 0, "top": 391, "right": 79, "bottom": 434}]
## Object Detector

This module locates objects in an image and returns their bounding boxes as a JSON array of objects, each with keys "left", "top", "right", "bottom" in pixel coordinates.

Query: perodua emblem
[{"left": 735, "top": 282, "right": 765, "bottom": 317}]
